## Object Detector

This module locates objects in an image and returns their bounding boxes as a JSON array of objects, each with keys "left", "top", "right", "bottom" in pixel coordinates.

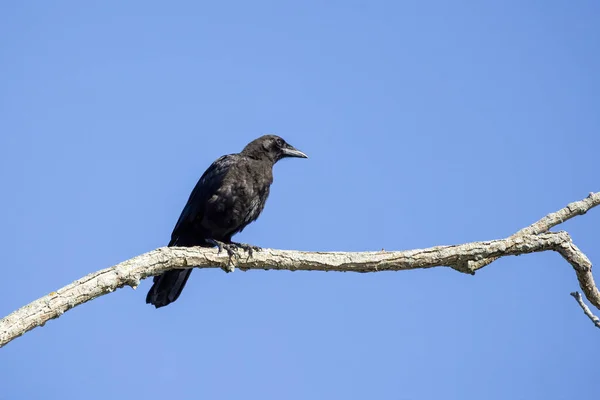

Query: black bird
[{"left": 146, "top": 135, "right": 307, "bottom": 308}]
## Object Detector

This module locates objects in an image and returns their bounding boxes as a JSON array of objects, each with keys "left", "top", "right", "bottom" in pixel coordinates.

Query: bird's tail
[
  {"left": 145, "top": 268, "right": 193, "bottom": 308},
  {"left": 146, "top": 236, "right": 198, "bottom": 308}
]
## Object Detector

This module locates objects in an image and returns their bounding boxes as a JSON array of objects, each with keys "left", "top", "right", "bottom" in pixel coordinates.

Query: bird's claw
[
  {"left": 231, "top": 242, "right": 262, "bottom": 258},
  {"left": 207, "top": 239, "right": 261, "bottom": 272},
  {"left": 207, "top": 239, "right": 239, "bottom": 272}
]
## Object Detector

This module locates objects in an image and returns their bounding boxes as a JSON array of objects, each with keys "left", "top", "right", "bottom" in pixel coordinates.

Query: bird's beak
[{"left": 282, "top": 144, "right": 308, "bottom": 159}]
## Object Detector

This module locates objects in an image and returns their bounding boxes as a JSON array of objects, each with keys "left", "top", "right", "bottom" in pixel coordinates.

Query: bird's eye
[{"left": 276, "top": 138, "right": 284, "bottom": 147}]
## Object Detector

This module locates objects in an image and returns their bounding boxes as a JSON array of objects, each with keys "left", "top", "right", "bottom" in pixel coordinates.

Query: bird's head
[{"left": 242, "top": 135, "right": 308, "bottom": 163}]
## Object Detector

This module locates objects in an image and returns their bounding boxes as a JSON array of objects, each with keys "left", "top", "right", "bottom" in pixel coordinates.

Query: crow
[{"left": 146, "top": 135, "right": 307, "bottom": 308}]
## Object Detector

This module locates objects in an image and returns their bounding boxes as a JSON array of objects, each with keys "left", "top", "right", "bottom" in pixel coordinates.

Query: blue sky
[{"left": 1, "top": 1, "right": 599, "bottom": 399}]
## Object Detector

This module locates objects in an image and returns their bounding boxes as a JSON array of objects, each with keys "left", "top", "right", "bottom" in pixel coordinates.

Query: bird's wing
[{"left": 169, "top": 154, "right": 238, "bottom": 246}]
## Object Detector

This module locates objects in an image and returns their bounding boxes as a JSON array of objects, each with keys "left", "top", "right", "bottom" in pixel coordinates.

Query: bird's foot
[
  {"left": 206, "top": 239, "right": 240, "bottom": 273},
  {"left": 230, "top": 242, "right": 262, "bottom": 258}
]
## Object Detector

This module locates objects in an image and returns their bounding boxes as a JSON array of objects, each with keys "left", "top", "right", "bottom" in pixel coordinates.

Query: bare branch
[
  {"left": 1, "top": 192, "right": 599, "bottom": 348},
  {"left": 557, "top": 241, "right": 600, "bottom": 310},
  {"left": 570, "top": 292, "right": 600, "bottom": 329},
  {"left": 470, "top": 192, "right": 600, "bottom": 271}
]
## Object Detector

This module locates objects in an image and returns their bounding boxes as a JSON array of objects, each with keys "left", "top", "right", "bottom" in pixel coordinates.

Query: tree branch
[
  {"left": 1, "top": 193, "right": 599, "bottom": 348},
  {"left": 570, "top": 292, "right": 600, "bottom": 329},
  {"left": 469, "top": 192, "right": 600, "bottom": 271}
]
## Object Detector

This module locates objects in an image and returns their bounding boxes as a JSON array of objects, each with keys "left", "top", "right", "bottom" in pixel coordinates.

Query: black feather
[{"left": 146, "top": 135, "right": 307, "bottom": 308}]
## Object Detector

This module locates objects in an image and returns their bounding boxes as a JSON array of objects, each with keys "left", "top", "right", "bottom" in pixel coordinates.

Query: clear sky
[{"left": 1, "top": 1, "right": 599, "bottom": 399}]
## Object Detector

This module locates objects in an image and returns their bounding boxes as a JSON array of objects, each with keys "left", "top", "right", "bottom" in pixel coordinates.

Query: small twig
[{"left": 570, "top": 292, "right": 600, "bottom": 329}]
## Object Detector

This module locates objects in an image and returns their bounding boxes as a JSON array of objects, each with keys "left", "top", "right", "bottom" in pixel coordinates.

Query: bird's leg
[
  {"left": 229, "top": 242, "right": 262, "bottom": 258},
  {"left": 206, "top": 239, "right": 239, "bottom": 273}
]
